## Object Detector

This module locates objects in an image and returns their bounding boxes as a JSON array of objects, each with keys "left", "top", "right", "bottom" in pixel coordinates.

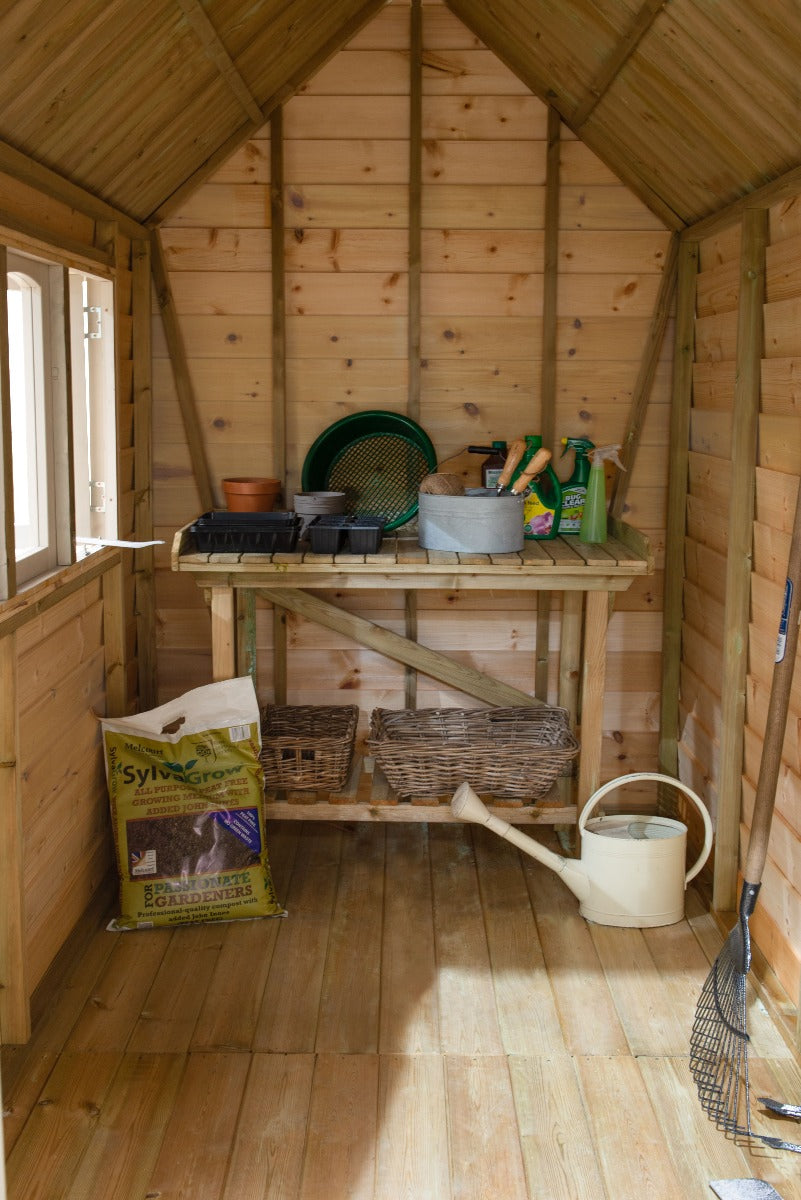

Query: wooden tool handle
[
  {"left": 510, "top": 447, "right": 552, "bottom": 494},
  {"left": 495, "top": 438, "right": 526, "bottom": 491},
  {"left": 744, "top": 477, "right": 801, "bottom": 883}
]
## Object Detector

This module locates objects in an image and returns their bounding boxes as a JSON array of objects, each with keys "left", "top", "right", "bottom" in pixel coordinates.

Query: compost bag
[{"left": 101, "top": 676, "right": 284, "bottom": 930}]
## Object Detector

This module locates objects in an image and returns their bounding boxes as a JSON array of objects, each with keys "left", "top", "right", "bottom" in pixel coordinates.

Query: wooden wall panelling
[
  {"left": 102, "top": 555, "right": 128, "bottom": 718},
  {"left": 658, "top": 239, "right": 698, "bottom": 778},
  {"left": 715, "top": 209, "right": 768, "bottom": 912},
  {"left": 0, "top": 242, "right": 14, "bottom": 600},
  {"left": 405, "top": 0, "right": 422, "bottom": 710},
  {"left": 151, "top": 5, "right": 671, "bottom": 775},
  {"left": 0, "top": 631, "right": 28, "bottom": 1043}
]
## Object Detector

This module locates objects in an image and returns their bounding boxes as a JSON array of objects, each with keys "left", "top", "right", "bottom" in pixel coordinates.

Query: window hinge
[
  {"left": 89, "top": 480, "right": 106, "bottom": 512},
  {"left": 85, "top": 305, "right": 102, "bottom": 339}
]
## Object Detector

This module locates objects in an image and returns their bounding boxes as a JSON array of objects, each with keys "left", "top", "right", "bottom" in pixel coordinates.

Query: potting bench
[{"left": 171, "top": 518, "right": 653, "bottom": 826}]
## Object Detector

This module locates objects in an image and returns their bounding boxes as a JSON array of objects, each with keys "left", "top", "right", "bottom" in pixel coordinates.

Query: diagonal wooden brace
[{"left": 256, "top": 587, "right": 542, "bottom": 709}]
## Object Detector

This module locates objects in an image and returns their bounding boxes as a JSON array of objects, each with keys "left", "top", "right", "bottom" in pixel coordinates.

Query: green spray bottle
[
  {"left": 558, "top": 437, "right": 595, "bottom": 533},
  {"left": 579, "top": 444, "right": 625, "bottom": 544}
]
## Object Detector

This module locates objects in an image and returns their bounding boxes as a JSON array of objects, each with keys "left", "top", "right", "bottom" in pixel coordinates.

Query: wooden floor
[{"left": 4, "top": 820, "right": 801, "bottom": 1200}]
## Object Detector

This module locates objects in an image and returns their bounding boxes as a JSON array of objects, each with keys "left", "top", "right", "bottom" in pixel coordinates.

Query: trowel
[{"left": 710, "top": 1182, "right": 784, "bottom": 1199}]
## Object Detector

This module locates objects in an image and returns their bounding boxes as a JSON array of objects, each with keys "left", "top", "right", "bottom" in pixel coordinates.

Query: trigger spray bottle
[
  {"left": 580, "top": 444, "right": 625, "bottom": 544},
  {"left": 558, "top": 437, "right": 594, "bottom": 533}
]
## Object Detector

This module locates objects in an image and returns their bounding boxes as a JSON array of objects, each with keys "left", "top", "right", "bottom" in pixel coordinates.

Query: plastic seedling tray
[
  {"left": 190, "top": 511, "right": 300, "bottom": 553},
  {"left": 307, "top": 514, "right": 386, "bottom": 554}
]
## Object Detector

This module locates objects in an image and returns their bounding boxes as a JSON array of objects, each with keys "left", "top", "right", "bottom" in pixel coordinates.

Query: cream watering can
[{"left": 451, "top": 771, "right": 713, "bottom": 928}]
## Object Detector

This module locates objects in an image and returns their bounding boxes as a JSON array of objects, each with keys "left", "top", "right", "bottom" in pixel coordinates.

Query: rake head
[
  {"left": 690, "top": 904, "right": 752, "bottom": 1137},
  {"left": 690, "top": 883, "right": 801, "bottom": 1153}
]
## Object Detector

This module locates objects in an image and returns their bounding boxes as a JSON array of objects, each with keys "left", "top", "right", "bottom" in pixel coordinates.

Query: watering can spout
[{"left": 450, "top": 782, "right": 591, "bottom": 902}]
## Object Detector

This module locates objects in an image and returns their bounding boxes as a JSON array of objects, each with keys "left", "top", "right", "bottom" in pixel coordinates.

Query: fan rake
[{"left": 690, "top": 476, "right": 801, "bottom": 1153}]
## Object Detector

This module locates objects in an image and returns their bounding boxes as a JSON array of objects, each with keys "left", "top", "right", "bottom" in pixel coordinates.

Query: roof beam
[
  {"left": 683, "top": 161, "right": 801, "bottom": 242},
  {"left": 571, "top": 0, "right": 668, "bottom": 128},
  {"left": 443, "top": 0, "right": 684, "bottom": 231},
  {"left": 173, "top": 0, "right": 263, "bottom": 125},
  {"left": 0, "top": 138, "right": 147, "bottom": 242},
  {"left": 149, "top": 0, "right": 389, "bottom": 225}
]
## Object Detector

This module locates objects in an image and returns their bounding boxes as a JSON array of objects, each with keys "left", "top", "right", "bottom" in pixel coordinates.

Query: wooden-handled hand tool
[
  {"left": 510, "top": 447, "right": 552, "bottom": 495},
  {"left": 495, "top": 438, "right": 526, "bottom": 494}
]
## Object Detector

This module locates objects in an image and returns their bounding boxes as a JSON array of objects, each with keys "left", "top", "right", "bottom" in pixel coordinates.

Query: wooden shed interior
[{"left": 5, "top": 0, "right": 801, "bottom": 1194}]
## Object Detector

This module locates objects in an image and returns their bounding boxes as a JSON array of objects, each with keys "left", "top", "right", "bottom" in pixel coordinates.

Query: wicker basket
[
  {"left": 260, "top": 705, "right": 358, "bottom": 791},
  {"left": 367, "top": 706, "right": 579, "bottom": 800}
]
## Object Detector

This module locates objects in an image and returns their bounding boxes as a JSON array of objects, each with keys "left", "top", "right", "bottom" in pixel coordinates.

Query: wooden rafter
[
  {"left": 173, "top": 0, "right": 263, "bottom": 125},
  {"left": 571, "top": 0, "right": 668, "bottom": 128}
]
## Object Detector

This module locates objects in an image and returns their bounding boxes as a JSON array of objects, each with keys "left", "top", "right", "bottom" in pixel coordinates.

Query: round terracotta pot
[{"left": 222, "top": 477, "right": 282, "bottom": 512}]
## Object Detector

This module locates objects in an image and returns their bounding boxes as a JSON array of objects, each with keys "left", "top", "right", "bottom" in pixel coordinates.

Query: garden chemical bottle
[
  {"left": 467, "top": 441, "right": 508, "bottom": 489},
  {"left": 558, "top": 437, "right": 594, "bottom": 533},
  {"left": 511, "top": 436, "right": 563, "bottom": 540},
  {"left": 579, "top": 444, "right": 625, "bottom": 544}
]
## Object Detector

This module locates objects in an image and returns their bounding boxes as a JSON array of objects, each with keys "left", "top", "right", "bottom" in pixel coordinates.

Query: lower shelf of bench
[{"left": 263, "top": 753, "right": 576, "bottom": 824}]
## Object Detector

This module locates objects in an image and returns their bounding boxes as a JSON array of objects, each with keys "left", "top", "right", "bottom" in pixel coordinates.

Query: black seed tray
[
  {"left": 307, "top": 514, "right": 386, "bottom": 555},
  {"left": 189, "top": 510, "right": 300, "bottom": 553}
]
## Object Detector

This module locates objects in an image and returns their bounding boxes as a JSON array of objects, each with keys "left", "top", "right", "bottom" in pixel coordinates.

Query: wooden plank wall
[
  {"left": 0, "top": 162, "right": 149, "bottom": 1039},
  {"left": 676, "top": 198, "right": 801, "bottom": 1003},
  {"left": 153, "top": 0, "right": 673, "bottom": 785}
]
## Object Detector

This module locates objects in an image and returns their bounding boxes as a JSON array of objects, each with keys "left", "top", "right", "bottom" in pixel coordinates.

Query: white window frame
[
  {"left": 3, "top": 247, "right": 117, "bottom": 593},
  {"left": 7, "top": 253, "right": 58, "bottom": 583}
]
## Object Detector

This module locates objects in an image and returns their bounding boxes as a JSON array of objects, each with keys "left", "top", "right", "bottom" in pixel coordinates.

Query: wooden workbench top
[{"left": 171, "top": 517, "right": 653, "bottom": 591}]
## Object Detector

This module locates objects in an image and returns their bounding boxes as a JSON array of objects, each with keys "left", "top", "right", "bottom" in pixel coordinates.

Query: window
[
  {"left": 8, "top": 258, "right": 53, "bottom": 578},
  {"left": 5, "top": 249, "right": 116, "bottom": 590}
]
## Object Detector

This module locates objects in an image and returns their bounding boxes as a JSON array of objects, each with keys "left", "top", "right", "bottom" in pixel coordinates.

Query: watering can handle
[{"left": 578, "top": 772, "right": 714, "bottom": 885}]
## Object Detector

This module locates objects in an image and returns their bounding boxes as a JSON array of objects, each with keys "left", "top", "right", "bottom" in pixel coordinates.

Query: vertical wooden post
[
  {"left": 535, "top": 106, "right": 561, "bottom": 701},
  {"left": 103, "top": 553, "right": 128, "bottom": 717},
  {"left": 0, "top": 244, "right": 16, "bottom": 600},
  {"left": 405, "top": 0, "right": 423, "bottom": 710},
  {"left": 132, "top": 236, "right": 157, "bottom": 708},
  {"left": 658, "top": 239, "right": 698, "bottom": 779},
  {"left": 273, "top": 604, "right": 287, "bottom": 704},
  {"left": 557, "top": 590, "right": 583, "bottom": 810},
  {"left": 270, "top": 108, "right": 287, "bottom": 489},
  {"left": 237, "top": 591, "right": 258, "bottom": 683},
  {"left": 714, "top": 209, "right": 768, "bottom": 912},
  {"left": 408, "top": 0, "right": 422, "bottom": 426},
  {"left": 577, "top": 591, "right": 607, "bottom": 813},
  {"left": 270, "top": 110, "right": 288, "bottom": 707},
  {"left": 0, "top": 632, "right": 30, "bottom": 1044},
  {"left": 211, "top": 586, "right": 237, "bottom": 680}
]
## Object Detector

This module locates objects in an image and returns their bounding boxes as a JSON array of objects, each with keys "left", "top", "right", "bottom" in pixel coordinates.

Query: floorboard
[{"left": 4, "top": 818, "right": 801, "bottom": 1199}]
